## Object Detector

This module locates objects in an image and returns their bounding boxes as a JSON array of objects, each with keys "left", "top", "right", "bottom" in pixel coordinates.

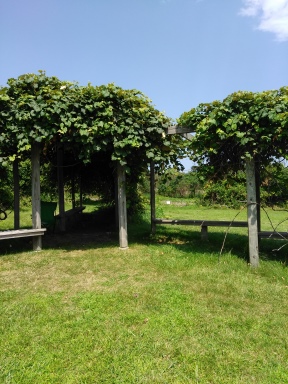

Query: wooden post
[
  {"left": 117, "top": 162, "right": 128, "bottom": 249},
  {"left": 255, "top": 158, "right": 261, "bottom": 235},
  {"left": 13, "top": 159, "right": 20, "bottom": 230},
  {"left": 79, "top": 166, "right": 83, "bottom": 208},
  {"left": 246, "top": 158, "right": 259, "bottom": 267},
  {"left": 31, "top": 143, "right": 42, "bottom": 251},
  {"left": 201, "top": 225, "right": 208, "bottom": 241},
  {"left": 71, "top": 167, "right": 76, "bottom": 209},
  {"left": 57, "top": 143, "right": 66, "bottom": 232},
  {"left": 114, "top": 169, "right": 119, "bottom": 228},
  {"left": 150, "top": 162, "right": 156, "bottom": 235}
]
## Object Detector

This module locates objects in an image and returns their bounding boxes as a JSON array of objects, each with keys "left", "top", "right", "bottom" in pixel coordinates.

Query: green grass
[{"left": 0, "top": 198, "right": 288, "bottom": 383}]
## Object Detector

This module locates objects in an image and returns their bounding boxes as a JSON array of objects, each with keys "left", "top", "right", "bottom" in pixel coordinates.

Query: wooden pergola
[
  {"left": 0, "top": 142, "right": 129, "bottom": 251},
  {"left": 149, "top": 126, "right": 288, "bottom": 268}
]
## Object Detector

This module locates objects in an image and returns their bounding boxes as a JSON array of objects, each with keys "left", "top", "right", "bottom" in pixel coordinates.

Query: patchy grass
[{"left": 0, "top": 199, "right": 288, "bottom": 383}]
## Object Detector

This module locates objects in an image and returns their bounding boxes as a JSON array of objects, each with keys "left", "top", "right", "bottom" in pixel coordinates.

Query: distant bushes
[{"left": 156, "top": 164, "right": 288, "bottom": 209}]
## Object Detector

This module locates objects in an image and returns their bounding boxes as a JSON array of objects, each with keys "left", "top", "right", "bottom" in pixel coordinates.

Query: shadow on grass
[
  {"left": 129, "top": 220, "right": 288, "bottom": 265},
  {"left": 0, "top": 214, "right": 287, "bottom": 265}
]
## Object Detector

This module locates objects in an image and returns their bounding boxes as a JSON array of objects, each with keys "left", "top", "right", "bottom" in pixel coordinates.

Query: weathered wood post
[
  {"left": 31, "top": 143, "right": 42, "bottom": 251},
  {"left": 246, "top": 158, "right": 259, "bottom": 267},
  {"left": 150, "top": 161, "right": 156, "bottom": 235},
  {"left": 117, "top": 162, "right": 128, "bottom": 249},
  {"left": 13, "top": 159, "right": 20, "bottom": 230},
  {"left": 79, "top": 166, "right": 83, "bottom": 209},
  {"left": 71, "top": 166, "right": 76, "bottom": 210},
  {"left": 57, "top": 143, "right": 66, "bottom": 232},
  {"left": 255, "top": 157, "right": 261, "bottom": 236},
  {"left": 114, "top": 169, "right": 119, "bottom": 228}
]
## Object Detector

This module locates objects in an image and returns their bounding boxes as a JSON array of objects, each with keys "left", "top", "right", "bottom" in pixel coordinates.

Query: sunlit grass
[{"left": 0, "top": 198, "right": 288, "bottom": 383}]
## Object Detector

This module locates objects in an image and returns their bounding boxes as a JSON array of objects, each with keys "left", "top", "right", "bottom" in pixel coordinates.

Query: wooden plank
[
  {"left": 167, "top": 126, "right": 194, "bottom": 135},
  {"left": 31, "top": 143, "right": 42, "bottom": 251},
  {"left": 154, "top": 219, "right": 248, "bottom": 227},
  {"left": 0, "top": 228, "right": 46, "bottom": 240},
  {"left": 150, "top": 161, "right": 156, "bottom": 235},
  {"left": 246, "top": 158, "right": 259, "bottom": 267},
  {"left": 117, "top": 163, "right": 128, "bottom": 249}
]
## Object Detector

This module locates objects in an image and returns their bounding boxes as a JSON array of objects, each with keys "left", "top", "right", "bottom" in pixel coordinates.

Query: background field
[{"left": 1, "top": 198, "right": 288, "bottom": 383}]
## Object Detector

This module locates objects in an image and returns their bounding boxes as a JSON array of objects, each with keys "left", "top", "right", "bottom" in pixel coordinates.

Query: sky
[{"left": 1, "top": 0, "right": 288, "bottom": 170}]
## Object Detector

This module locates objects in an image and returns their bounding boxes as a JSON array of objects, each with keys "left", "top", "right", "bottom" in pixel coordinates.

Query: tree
[{"left": 157, "top": 169, "right": 202, "bottom": 198}]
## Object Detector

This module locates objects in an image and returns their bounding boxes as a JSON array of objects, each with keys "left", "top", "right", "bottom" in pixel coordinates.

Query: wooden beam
[
  {"left": 150, "top": 162, "right": 156, "bottom": 235},
  {"left": 117, "top": 163, "right": 128, "bottom": 249},
  {"left": 255, "top": 157, "right": 261, "bottom": 234},
  {"left": 246, "top": 158, "right": 259, "bottom": 267},
  {"left": 114, "top": 169, "right": 119, "bottom": 228},
  {"left": 154, "top": 219, "right": 248, "bottom": 227},
  {"left": 57, "top": 143, "right": 66, "bottom": 232},
  {"left": 167, "top": 126, "right": 194, "bottom": 135},
  {"left": 13, "top": 159, "right": 20, "bottom": 230},
  {"left": 79, "top": 166, "right": 83, "bottom": 208},
  {"left": 71, "top": 167, "right": 76, "bottom": 209},
  {"left": 31, "top": 143, "right": 42, "bottom": 251},
  {"left": 0, "top": 228, "right": 46, "bottom": 240},
  {"left": 259, "top": 231, "right": 288, "bottom": 239}
]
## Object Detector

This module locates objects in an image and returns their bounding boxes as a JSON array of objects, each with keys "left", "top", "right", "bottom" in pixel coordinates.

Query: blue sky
[{"left": 1, "top": 0, "right": 287, "bottom": 169}]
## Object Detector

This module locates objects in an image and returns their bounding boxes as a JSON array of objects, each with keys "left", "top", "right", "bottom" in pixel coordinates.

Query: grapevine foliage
[
  {"left": 178, "top": 88, "right": 288, "bottom": 177},
  {"left": 0, "top": 71, "right": 185, "bottom": 172}
]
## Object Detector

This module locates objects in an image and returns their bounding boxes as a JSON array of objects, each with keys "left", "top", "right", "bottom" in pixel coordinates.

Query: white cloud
[{"left": 240, "top": 0, "right": 288, "bottom": 41}]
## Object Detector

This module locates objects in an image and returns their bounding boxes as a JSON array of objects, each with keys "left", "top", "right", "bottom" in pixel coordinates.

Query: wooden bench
[
  {"left": 153, "top": 219, "right": 248, "bottom": 240},
  {"left": 0, "top": 228, "right": 46, "bottom": 240},
  {"left": 0, "top": 228, "right": 47, "bottom": 251}
]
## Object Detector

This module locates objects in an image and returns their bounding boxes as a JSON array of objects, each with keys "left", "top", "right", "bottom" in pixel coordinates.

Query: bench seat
[{"left": 0, "top": 228, "right": 46, "bottom": 240}]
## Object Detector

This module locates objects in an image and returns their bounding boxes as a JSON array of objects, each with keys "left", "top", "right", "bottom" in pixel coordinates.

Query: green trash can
[{"left": 41, "top": 201, "right": 57, "bottom": 231}]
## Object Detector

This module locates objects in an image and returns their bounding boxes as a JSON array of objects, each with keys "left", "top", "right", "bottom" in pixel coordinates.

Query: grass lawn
[{"left": 0, "top": 197, "right": 288, "bottom": 383}]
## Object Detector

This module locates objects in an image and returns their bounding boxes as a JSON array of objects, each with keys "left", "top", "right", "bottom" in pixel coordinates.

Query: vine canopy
[
  {"left": 178, "top": 87, "right": 288, "bottom": 176},
  {"left": 0, "top": 71, "right": 185, "bottom": 172}
]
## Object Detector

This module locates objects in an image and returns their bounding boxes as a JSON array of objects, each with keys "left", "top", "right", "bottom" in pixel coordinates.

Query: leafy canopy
[
  {"left": 0, "top": 71, "right": 185, "bottom": 171},
  {"left": 178, "top": 87, "right": 288, "bottom": 176}
]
